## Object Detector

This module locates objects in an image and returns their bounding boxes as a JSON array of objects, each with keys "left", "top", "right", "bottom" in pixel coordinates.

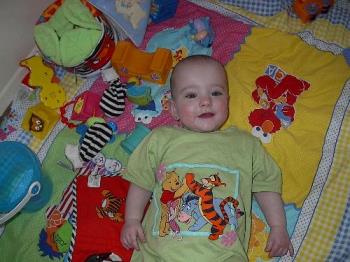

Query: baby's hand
[
  {"left": 265, "top": 225, "right": 294, "bottom": 258},
  {"left": 120, "top": 219, "right": 146, "bottom": 251}
]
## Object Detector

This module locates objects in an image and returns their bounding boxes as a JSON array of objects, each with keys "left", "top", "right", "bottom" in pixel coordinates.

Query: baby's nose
[{"left": 200, "top": 96, "right": 211, "bottom": 106}]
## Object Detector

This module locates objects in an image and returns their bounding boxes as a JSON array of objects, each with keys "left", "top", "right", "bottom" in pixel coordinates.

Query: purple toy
[{"left": 189, "top": 17, "right": 215, "bottom": 48}]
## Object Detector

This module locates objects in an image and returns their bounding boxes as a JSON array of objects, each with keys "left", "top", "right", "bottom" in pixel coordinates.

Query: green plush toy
[{"left": 34, "top": 0, "right": 103, "bottom": 67}]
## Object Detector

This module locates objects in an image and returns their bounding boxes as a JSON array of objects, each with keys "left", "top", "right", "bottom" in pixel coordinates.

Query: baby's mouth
[{"left": 198, "top": 112, "right": 214, "bottom": 118}]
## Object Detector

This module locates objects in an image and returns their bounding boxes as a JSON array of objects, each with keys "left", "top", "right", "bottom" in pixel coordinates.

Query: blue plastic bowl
[{"left": 0, "top": 141, "right": 51, "bottom": 213}]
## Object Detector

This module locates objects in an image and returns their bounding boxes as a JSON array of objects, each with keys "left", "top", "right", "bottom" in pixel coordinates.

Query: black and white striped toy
[
  {"left": 79, "top": 122, "right": 113, "bottom": 162},
  {"left": 99, "top": 78, "right": 126, "bottom": 117}
]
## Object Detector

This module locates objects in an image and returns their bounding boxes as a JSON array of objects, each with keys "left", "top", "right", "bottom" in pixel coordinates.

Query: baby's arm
[
  {"left": 121, "top": 183, "right": 152, "bottom": 250},
  {"left": 254, "top": 191, "right": 294, "bottom": 258}
]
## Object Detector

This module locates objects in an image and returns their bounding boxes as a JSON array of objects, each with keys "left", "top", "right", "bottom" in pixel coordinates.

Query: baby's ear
[{"left": 169, "top": 99, "right": 179, "bottom": 120}]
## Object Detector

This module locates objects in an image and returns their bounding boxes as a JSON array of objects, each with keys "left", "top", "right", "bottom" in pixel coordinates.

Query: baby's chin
[
  {"left": 183, "top": 124, "right": 222, "bottom": 133},
  {"left": 180, "top": 117, "right": 227, "bottom": 133}
]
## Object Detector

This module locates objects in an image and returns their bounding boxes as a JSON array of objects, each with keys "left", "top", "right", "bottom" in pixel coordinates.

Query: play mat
[{"left": 0, "top": 0, "right": 349, "bottom": 261}]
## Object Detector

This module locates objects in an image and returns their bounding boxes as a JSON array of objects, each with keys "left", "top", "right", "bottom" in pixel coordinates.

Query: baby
[{"left": 121, "top": 55, "right": 294, "bottom": 261}]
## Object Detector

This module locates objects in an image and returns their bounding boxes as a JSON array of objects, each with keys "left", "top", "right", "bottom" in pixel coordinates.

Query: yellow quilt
[
  {"left": 225, "top": 27, "right": 349, "bottom": 205},
  {"left": 223, "top": 27, "right": 350, "bottom": 260}
]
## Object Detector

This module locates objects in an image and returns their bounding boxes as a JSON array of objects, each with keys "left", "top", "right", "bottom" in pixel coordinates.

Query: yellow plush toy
[{"left": 20, "top": 55, "right": 66, "bottom": 109}]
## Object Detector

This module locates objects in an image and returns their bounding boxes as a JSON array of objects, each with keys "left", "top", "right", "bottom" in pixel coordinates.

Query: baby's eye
[
  {"left": 185, "top": 93, "right": 197, "bottom": 99},
  {"left": 212, "top": 91, "right": 223, "bottom": 96}
]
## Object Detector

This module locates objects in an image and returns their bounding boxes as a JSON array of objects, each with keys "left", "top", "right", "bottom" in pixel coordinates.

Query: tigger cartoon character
[
  {"left": 96, "top": 190, "right": 124, "bottom": 223},
  {"left": 185, "top": 172, "right": 241, "bottom": 240},
  {"left": 159, "top": 171, "right": 188, "bottom": 237}
]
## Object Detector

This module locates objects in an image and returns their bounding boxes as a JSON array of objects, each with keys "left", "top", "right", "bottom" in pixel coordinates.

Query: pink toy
[{"left": 60, "top": 91, "right": 104, "bottom": 128}]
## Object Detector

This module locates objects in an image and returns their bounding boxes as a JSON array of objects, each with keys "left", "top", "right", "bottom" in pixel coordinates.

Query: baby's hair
[{"left": 170, "top": 55, "right": 227, "bottom": 96}]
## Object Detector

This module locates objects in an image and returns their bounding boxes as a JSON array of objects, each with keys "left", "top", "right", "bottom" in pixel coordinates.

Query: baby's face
[{"left": 170, "top": 62, "right": 229, "bottom": 132}]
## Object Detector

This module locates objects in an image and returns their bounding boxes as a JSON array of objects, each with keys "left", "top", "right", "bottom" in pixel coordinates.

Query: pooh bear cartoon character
[{"left": 159, "top": 171, "right": 188, "bottom": 237}]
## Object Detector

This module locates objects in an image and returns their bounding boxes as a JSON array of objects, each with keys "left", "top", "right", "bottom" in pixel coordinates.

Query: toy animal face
[
  {"left": 29, "top": 114, "right": 44, "bottom": 132},
  {"left": 132, "top": 110, "right": 155, "bottom": 124}
]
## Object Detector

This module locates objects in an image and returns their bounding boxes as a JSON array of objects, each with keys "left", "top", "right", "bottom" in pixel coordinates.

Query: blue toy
[
  {"left": 189, "top": 17, "right": 215, "bottom": 48},
  {"left": 75, "top": 117, "right": 118, "bottom": 163},
  {"left": 120, "top": 123, "right": 151, "bottom": 154},
  {"left": 76, "top": 117, "right": 118, "bottom": 145},
  {"left": 150, "top": 0, "right": 179, "bottom": 24},
  {"left": 131, "top": 84, "right": 167, "bottom": 125},
  {"left": 126, "top": 82, "right": 153, "bottom": 106},
  {"left": 0, "top": 141, "right": 52, "bottom": 237}
]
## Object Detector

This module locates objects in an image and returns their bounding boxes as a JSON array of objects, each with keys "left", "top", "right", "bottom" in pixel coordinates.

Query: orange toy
[
  {"left": 293, "top": 0, "right": 335, "bottom": 23},
  {"left": 111, "top": 40, "right": 173, "bottom": 85}
]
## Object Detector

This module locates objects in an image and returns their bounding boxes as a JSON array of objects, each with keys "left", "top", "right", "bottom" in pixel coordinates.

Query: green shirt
[{"left": 123, "top": 126, "right": 281, "bottom": 262}]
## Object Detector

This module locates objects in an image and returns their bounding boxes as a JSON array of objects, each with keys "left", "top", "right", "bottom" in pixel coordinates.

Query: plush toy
[
  {"left": 100, "top": 78, "right": 127, "bottom": 117},
  {"left": 99, "top": 68, "right": 127, "bottom": 117},
  {"left": 76, "top": 118, "right": 117, "bottom": 162},
  {"left": 79, "top": 123, "right": 115, "bottom": 162},
  {"left": 65, "top": 144, "right": 84, "bottom": 170},
  {"left": 20, "top": 56, "right": 66, "bottom": 109},
  {"left": 189, "top": 17, "right": 215, "bottom": 48},
  {"left": 60, "top": 91, "right": 105, "bottom": 129}
]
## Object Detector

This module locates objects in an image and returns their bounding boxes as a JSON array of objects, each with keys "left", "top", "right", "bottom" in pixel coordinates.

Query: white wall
[{"left": 0, "top": 0, "right": 53, "bottom": 115}]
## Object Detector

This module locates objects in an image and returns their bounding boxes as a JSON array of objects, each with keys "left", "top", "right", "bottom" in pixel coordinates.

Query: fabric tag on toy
[
  {"left": 88, "top": 173, "right": 101, "bottom": 188},
  {"left": 87, "top": 164, "right": 102, "bottom": 187}
]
